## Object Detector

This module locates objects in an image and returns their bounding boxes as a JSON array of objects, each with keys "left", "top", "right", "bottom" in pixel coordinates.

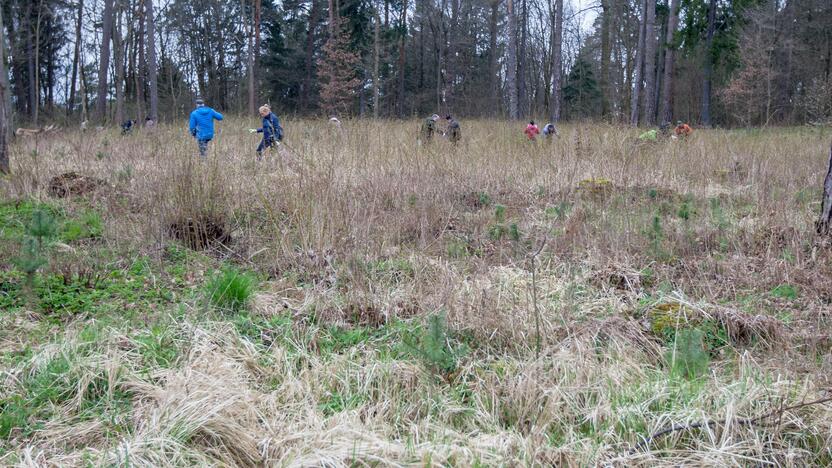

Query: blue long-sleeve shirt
[
  {"left": 189, "top": 106, "right": 224, "bottom": 140},
  {"left": 256, "top": 112, "right": 282, "bottom": 142}
]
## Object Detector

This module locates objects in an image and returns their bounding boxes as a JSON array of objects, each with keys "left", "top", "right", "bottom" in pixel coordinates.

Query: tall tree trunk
[
  {"left": 506, "top": 0, "right": 518, "bottom": 119},
  {"left": 4, "top": 2, "right": 25, "bottom": 115},
  {"left": 397, "top": 0, "right": 407, "bottom": 117},
  {"left": 0, "top": 3, "right": 10, "bottom": 174},
  {"left": 600, "top": 0, "right": 611, "bottom": 118},
  {"left": 247, "top": 0, "right": 255, "bottom": 113},
  {"left": 435, "top": 0, "right": 447, "bottom": 110},
  {"left": 517, "top": 0, "right": 527, "bottom": 117},
  {"left": 69, "top": 0, "right": 84, "bottom": 116},
  {"left": 373, "top": 9, "right": 380, "bottom": 118},
  {"left": 701, "top": 0, "right": 716, "bottom": 127},
  {"left": 135, "top": 2, "right": 145, "bottom": 119},
  {"left": 96, "top": 0, "right": 115, "bottom": 123},
  {"left": 24, "top": 1, "right": 35, "bottom": 119},
  {"left": 301, "top": 0, "right": 320, "bottom": 112},
  {"left": 32, "top": 1, "right": 44, "bottom": 125},
  {"left": 444, "top": 0, "right": 460, "bottom": 112},
  {"left": 630, "top": 0, "right": 646, "bottom": 126},
  {"left": 549, "top": 0, "right": 563, "bottom": 122},
  {"left": 658, "top": 0, "right": 679, "bottom": 125},
  {"left": 817, "top": 140, "right": 832, "bottom": 235},
  {"left": 489, "top": 0, "right": 499, "bottom": 114},
  {"left": 641, "top": 0, "right": 657, "bottom": 125},
  {"left": 418, "top": 3, "right": 424, "bottom": 90},
  {"left": 145, "top": 0, "right": 158, "bottom": 121},
  {"left": 80, "top": 47, "right": 89, "bottom": 122},
  {"left": 254, "top": 0, "right": 261, "bottom": 105},
  {"left": 113, "top": 4, "right": 125, "bottom": 125},
  {"left": 248, "top": 0, "right": 261, "bottom": 114}
]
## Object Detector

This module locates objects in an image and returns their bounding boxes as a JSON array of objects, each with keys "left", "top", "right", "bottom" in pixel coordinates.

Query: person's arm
[
  {"left": 277, "top": 116, "right": 284, "bottom": 140},
  {"left": 213, "top": 110, "right": 224, "bottom": 121},
  {"left": 189, "top": 113, "right": 197, "bottom": 136}
]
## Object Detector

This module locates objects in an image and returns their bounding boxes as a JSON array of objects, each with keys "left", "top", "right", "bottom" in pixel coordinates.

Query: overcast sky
[{"left": 573, "top": 0, "right": 600, "bottom": 30}]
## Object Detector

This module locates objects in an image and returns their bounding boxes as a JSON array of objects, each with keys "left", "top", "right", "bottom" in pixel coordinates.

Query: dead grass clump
[
  {"left": 168, "top": 214, "right": 232, "bottom": 251},
  {"left": 645, "top": 299, "right": 786, "bottom": 349},
  {"left": 706, "top": 306, "right": 785, "bottom": 347},
  {"left": 459, "top": 190, "right": 493, "bottom": 210},
  {"left": 47, "top": 172, "right": 108, "bottom": 198},
  {"left": 568, "top": 316, "right": 663, "bottom": 364},
  {"left": 628, "top": 185, "right": 680, "bottom": 203},
  {"left": 713, "top": 160, "right": 749, "bottom": 183},
  {"left": 591, "top": 261, "right": 647, "bottom": 294},
  {"left": 577, "top": 177, "right": 618, "bottom": 200}
]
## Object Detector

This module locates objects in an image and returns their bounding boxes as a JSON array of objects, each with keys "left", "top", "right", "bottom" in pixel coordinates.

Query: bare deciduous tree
[
  {"left": 146, "top": 0, "right": 158, "bottom": 121},
  {"left": 641, "top": 0, "right": 656, "bottom": 125},
  {"left": 0, "top": 3, "right": 10, "bottom": 174},
  {"left": 96, "top": 0, "right": 115, "bottom": 123}
]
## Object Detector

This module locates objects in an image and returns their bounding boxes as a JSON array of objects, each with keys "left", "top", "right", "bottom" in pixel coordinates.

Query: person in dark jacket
[
  {"left": 120, "top": 119, "right": 136, "bottom": 135},
  {"left": 188, "top": 98, "right": 224, "bottom": 158},
  {"left": 249, "top": 105, "right": 283, "bottom": 160},
  {"left": 445, "top": 115, "right": 461, "bottom": 144}
]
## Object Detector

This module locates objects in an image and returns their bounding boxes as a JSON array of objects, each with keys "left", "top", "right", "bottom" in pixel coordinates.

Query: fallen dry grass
[{"left": 1, "top": 120, "right": 831, "bottom": 466}]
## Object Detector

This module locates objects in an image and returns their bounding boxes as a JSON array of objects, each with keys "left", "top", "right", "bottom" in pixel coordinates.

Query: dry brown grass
[{"left": 1, "top": 120, "right": 831, "bottom": 465}]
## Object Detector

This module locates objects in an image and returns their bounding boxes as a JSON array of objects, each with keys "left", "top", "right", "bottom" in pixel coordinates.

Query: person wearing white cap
[{"left": 419, "top": 113, "right": 440, "bottom": 144}]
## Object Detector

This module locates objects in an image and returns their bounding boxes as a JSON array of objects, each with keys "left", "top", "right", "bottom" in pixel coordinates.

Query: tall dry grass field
[{"left": 0, "top": 119, "right": 831, "bottom": 466}]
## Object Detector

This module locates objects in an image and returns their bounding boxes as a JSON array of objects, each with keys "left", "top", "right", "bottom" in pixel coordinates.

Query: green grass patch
[
  {"left": 204, "top": 267, "right": 257, "bottom": 312},
  {"left": 770, "top": 284, "right": 798, "bottom": 300},
  {"left": 61, "top": 210, "right": 103, "bottom": 242}
]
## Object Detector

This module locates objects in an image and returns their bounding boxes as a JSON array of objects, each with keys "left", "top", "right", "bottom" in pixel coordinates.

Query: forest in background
[{"left": 0, "top": 0, "right": 831, "bottom": 127}]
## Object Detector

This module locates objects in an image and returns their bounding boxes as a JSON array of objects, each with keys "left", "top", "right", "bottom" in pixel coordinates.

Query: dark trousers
[
  {"left": 197, "top": 138, "right": 212, "bottom": 158},
  {"left": 256, "top": 138, "right": 276, "bottom": 157}
]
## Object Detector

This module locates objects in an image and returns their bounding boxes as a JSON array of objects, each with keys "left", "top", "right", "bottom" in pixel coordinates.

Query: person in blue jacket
[
  {"left": 249, "top": 105, "right": 283, "bottom": 160},
  {"left": 188, "top": 98, "right": 223, "bottom": 158}
]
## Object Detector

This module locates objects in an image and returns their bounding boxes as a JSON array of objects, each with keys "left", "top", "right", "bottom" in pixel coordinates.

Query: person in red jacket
[
  {"left": 674, "top": 121, "right": 693, "bottom": 138},
  {"left": 524, "top": 120, "right": 540, "bottom": 141}
]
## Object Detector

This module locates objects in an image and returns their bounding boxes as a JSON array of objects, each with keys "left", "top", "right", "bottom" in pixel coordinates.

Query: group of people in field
[
  {"left": 419, "top": 114, "right": 560, "bottom": 146},
  {"left": 187, "top": 98, "right": 283, "bottom": 159},
  {"left": 419, "top": 114, "right": 461, "bottom": 144},
  {"left": 523, "top": 121, "right": 558, "bottom": 141},
  {"left": 183, "top": 95, "right": 697, "bottom": 160},
  {"left": 638, "top": 120, "right": 694, "bottom": 142}
]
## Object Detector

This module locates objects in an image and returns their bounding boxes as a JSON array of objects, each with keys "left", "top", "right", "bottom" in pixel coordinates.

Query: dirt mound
[
  {"left": 168, "top": 215, "right": 232, "bottom": 250},
  {"left": 47, "top": 172, "right": 107, "bottom": 198}
]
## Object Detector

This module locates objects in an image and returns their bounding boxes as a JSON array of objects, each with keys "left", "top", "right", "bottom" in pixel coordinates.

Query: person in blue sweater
[
  {"left": 188, "top": 98, "right": 223, "bottom": 158},
  {"left": 248, "top": 105, "right": 283, "bottom": 160}
]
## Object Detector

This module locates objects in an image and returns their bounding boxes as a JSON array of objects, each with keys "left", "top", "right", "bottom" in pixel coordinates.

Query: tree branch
[{"left": 628, "top": 393, "right": 832, "bottom": 455}]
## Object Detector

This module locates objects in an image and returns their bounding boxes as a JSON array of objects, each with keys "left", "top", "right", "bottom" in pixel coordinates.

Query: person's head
[
  {"left": 430, "top": 114, "right": 440, "bottom": 121},
  {"left": 676, "top": 120, "right": 683, "bottom": 126},
  {"left": 446, "top": 115, "right": 452, "bottom": 120},
  {"left": 195, "top": 98, "right": 205, "bottom": 107},
  {"left": 259, "top": 105, "right": 270, "bottom": 117},
  {"left": 529, "top": 120, "right": 535, "bottom": 125}
]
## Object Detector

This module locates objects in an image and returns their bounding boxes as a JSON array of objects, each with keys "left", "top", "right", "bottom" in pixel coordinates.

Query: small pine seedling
[
  {"left": 403, "top": 312, "right": 467, "bottom": 381},
  {"left": 668, "top": 328, "right": 711, "bottom": 380},
  {"left": 14, "top": 209, "right": 58, "bottom": 296}
]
